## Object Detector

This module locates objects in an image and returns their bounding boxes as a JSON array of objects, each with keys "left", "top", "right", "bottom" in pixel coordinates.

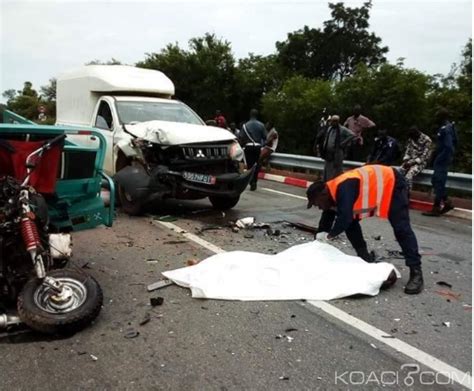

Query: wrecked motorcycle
[{"left": 0, "top": 132, "right": 103, "bottom": 334}]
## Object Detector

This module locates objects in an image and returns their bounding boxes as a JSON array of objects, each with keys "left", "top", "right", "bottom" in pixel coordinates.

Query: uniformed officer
[
  {"left": 307, "top": 164, "right": 423, "bottom": 294},
  {"left": 423, "top": 108, "right": 457, "bottom": 216}
]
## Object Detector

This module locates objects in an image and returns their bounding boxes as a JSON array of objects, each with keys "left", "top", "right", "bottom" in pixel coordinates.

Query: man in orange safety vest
[{"left": 306, "top": 164, "right": 423, "bottom": 295}]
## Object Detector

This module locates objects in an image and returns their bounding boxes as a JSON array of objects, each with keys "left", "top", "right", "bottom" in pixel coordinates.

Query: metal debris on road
[
  {"left": 279, "top": 376, "right": 289, "bottom": 381},
  {"left": 147, "top": 279, "right": 174, "bottom": 292},
  {"left": 373, "top": 235, "right": 382, "bottom": 240},
  {"left": 285, "top": 220, "right": 317, "bottom": 234},
  {"left": 156, "top": 215, "right": 178, "bottom": 222},
  {"left": 124, "top": 329, "right": 140, "bottom": 339},
  {"left": 90, "top": 354, "right": 98, "bottom": 361},
  {"left": 150, "top": 297, "right": 164, "bottom": 307},
  {"left": 196, "top": 225, "right": 223, "bottom": 234},
  {"left": 285, "top": 328, "right": 298, "bottom": 333},
  {"left": 235, "top": 217, "right": 255, "bottom": 229},
  {"left": 443, "top": 322, "right": 451, "bottom": 328},
  {"left": 436, "top": 281, "right": 453, "bottom": 288},
  {"left": 139, "top": 313, "right": 151, "bottom": 326}
]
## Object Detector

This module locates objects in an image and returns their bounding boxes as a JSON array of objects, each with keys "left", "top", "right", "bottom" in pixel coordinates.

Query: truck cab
[{"left": 56, "top": 65, "right": 252, "bottom": 214}]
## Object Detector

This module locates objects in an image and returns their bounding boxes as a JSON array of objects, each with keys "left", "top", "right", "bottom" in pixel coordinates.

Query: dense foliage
[{"left": 2, "top": 3, "right": 471, "bottom": 172}]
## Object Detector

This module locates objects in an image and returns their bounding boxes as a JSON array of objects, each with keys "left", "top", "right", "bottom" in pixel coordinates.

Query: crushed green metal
[{"left": 0, "top": 109, "right": 115, "bottom": 231}]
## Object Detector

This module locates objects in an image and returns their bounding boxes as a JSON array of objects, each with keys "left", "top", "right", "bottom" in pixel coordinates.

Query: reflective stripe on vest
[{"left": 326, "top": 165, "right": 396, "bottom": 220}]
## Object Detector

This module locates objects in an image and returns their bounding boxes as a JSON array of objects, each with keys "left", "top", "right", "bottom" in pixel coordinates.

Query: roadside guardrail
[{"left": 268, "top": 153, "right": 472, "bottom": 193}]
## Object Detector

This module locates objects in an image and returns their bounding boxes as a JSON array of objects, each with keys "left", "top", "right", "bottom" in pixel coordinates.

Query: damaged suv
[{"left": 56, "top": 65, "right": 253, "bottom": 214}]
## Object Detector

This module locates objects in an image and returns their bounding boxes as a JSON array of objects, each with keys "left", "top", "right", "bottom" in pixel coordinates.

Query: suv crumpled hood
[{"left": 124, "top": 120, "right": 235, "bottom": 145}]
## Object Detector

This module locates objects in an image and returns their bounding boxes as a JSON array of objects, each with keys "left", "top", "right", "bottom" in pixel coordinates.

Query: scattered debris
[
  {"left": 279, "top": 376, "right": 289, "bottom": 381},
  {"left": 235, "top": 217, "right": 255, "bottom": 229},
  {"left": 463, "top": 304, "right": 472, "bottom": 311},
  {"left": 77, "top": 351, "right": 87, "bottom": 355},
  {"left": 370, "top": 343, "right": 377, "bottom": 349},
  {"left": 150, "top": 297, "right": 164, "bottom": 307},
  {"left": 404, "top": 330, "right": 418, "bottom": 335},
  {"left": 382, "top": 335, "right": 395, "bottom": 338},
  {"left": 139, "top": 313, "right": 151, "bottom": 326},
  {"left": 286, "top": 336, "right": 294, "bottom": 343},
  {"left": 124, "top": 329, "right": 140, "bottom": 339},
  {"left": 186, "top": 259, "right": 199, "bottom": 266},
  {"left": 436, "top": 281, "right": 453, "bottom": 289},
  {"left": 157, "top": 215, "right": 178, "bottom": 222},
  {"left": 434, "top": 290, "right": 461, "bottom": 301},
  {"left": 145, "top": 258, "right": 159, "bottom": 263},
  {"left": 196, "top": 225, "right": 223, "bottom": 234},
  {"left": 285, "top": 221, "right": 317, "bottom": 234},
  {"left": 90, "top": 354, "right": 98, "bottom": 361},
  {"left": 394, "top": 318, "right": 401, "bottom": 322},
  {"left": 443, "top": 322, "right": 451, "bottom": 328},
  {"left": 291, "top": 314, "right": 296, "bottom": 318},
  {"left": 147, "top": 279, "right": 174, "bottom": 292},
  {"left": 373, "top": 235, "right": 382, "bottom": 241},
  {"left": 244, "top": 233, "right": 254, "bottom": 239},
  {"left": 231, "top": 226, "right": 240, "bottom": 233},
  {"left": 81, "top": 262, "right": 92, "bottom": 269},
  {"left": 285, "top": 328, "right": 298, "bottom": 333},
  {"left": 275, "top": 334, "right": 283, "bottom": 339},
  {"left": 163, "top": 240, "right": 187, "bottom": 245},
  {"left": 386, "top": 250, "right": 404, "bottom": 259},
  {"left": 125, "top": 241, "right": 134, "bottom": 247}
]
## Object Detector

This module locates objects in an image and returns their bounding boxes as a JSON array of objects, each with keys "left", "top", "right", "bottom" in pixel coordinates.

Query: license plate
[{"left": 182, "top": 171, "right": 216, "bottom": 185}]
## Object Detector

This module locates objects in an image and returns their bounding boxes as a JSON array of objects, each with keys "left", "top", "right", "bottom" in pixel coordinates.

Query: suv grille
[{"left": 182, "top": 145, "right": 228, "bottom": 160}]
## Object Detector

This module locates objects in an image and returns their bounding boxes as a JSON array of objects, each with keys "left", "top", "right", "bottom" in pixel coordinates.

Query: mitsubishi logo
[{"left": 196, "top": 149, "right": 206, "bottom": 158}]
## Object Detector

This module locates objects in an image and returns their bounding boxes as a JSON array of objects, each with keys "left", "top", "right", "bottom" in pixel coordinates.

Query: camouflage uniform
[{"left": 400, "top": 132, "right": 432, "bottom": 189}]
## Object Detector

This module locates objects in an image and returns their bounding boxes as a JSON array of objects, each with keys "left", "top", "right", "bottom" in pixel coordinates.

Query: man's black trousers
[{"left": 244, "top": 145, "right": 261, "bottom": 187}]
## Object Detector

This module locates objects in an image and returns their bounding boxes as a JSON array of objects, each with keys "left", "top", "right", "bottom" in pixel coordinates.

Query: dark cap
[{"left": 306, "top": 180, "right": 326, "bottom": 209}]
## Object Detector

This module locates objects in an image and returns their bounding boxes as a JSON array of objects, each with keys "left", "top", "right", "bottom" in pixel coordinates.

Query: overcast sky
[{"left": 0, "top": 0, "right": 471, "bottom": 100}]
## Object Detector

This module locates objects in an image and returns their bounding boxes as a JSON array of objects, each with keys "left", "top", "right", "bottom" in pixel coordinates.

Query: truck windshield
[{"left": 116, "top": 101, "right": 204, "bottom": 126}]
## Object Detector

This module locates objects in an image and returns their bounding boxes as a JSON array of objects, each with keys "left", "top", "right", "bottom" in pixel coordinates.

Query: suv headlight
[{"left": 228, "top": 141, "right": 244, "bottom": 161}]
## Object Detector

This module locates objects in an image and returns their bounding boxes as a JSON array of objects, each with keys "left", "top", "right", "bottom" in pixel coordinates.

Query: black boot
[
  {"left": 356, "top": 247, "right": 376, "bottom": 263},
  {"left": 440, "top": 199, "right": 454, "bottom": 214},
  {"left": 422, "top": 204, "right": 442, "bottom": 217},
  {"left": 404, "top": 266, "right": 424, "bottom": 294}
]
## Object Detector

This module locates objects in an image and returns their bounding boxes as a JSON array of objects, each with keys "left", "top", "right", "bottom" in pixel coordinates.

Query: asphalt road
[{"left": 0, "top": 179, "right": 471, "bottom": 390}]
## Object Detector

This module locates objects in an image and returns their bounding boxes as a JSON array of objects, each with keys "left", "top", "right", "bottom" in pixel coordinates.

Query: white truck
[{"left": 56, "top": 65, "right": 253, "bottom": 215}]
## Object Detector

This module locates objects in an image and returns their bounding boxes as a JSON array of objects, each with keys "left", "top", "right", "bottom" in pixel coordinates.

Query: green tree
[
  {"left": 137, "top": 33, "right": 237, "bottom": 121},
  {"left": 234, "top": 54, "right": 285, "bottom": 122},
  {"left": 262, "top": 76, "right": 335, "bottom": 154},
  {"left": 276, "top": 1, "right": 387, "bottom": 80},
  {"left": 426, "top": 39, "right": 472, "bottom": 172}
]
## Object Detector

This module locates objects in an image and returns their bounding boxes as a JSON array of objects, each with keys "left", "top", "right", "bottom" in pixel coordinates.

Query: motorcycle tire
[{"left": 17, "top": 268, "right": 103, "bottom": 335}]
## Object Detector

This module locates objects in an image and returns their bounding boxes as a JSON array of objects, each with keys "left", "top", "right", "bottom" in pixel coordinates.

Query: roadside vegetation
[{"left": 2, "top": 2, "right": 471, "bottom": 172}]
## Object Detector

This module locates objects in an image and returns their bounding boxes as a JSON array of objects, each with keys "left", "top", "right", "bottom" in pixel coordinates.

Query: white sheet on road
[{"left": 162, "top": 241, "right": 400, "bottom": 301}]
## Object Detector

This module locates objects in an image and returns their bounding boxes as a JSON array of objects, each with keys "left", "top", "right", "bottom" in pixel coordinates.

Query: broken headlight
[{"left": 228, "top": 141, "right": 244, "bottom": 161}]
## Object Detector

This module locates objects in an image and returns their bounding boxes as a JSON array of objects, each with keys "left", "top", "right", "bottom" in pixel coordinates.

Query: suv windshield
[{"left": 116, "top": 101, "right": 204, "bottom": 126}]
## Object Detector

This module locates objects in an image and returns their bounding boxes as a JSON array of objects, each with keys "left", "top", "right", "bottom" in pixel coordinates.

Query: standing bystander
[
  {"left": 240, "top": 109, "right": 267, "bottom": 191},
  {"left": 400, "top": 126, "right": 432, "bottom": 190},
  {"left": 344, "top": 105, "right": 376, "bottom": 161},
  {"left": 423, "top": 109, "right": 457, "bottom": 216}
]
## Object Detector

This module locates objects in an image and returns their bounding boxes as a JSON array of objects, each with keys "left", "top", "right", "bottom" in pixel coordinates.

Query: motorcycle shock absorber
[
  {"left": 21, "top": 217, "right": 41, "bottom": 252},
  {"left": 21, "top": 216, "right": 46, "bottom": 278}
]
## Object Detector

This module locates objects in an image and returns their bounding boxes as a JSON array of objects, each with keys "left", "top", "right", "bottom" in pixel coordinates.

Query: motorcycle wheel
[{"left": 17, "top": 268, "right": 103, "bottom": 334}]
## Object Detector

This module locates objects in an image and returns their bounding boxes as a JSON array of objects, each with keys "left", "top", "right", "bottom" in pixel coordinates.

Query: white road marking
[
  {"left": 155, "top": 218, "right": 472, "bottom": 389},
  {"left": 156, "top": 221, "right": 225, "bottom": 254},
  {"left": 261, "top": 187, "right": 307, "bottom": 200}
]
